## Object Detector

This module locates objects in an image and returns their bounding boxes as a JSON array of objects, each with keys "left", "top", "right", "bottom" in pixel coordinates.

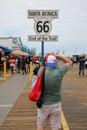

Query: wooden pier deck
[
  {"left": 0, "top": 81, "right": 62, "bottom": 130},
  {"left": 0, "top": 64, "right": 87, "bottom": 130}
]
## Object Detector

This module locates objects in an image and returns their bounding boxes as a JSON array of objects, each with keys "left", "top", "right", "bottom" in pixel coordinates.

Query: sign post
[
  {"left": 42, "top": 41, "right": 44, "bottom": 66},
  {"left": 27, "top": 10, "right": 58, "bottom": 66}
]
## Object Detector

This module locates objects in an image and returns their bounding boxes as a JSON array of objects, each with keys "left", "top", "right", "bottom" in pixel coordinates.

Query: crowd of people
[
  {"left": 0, "top": 53, "right": 87, "bottom": 77},
  {"left": 0, "top": 55, "right": 32, "bottom": 75}
]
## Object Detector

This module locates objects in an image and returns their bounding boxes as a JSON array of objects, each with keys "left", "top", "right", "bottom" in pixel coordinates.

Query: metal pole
[
  {"left": 41, "top": 41, "right": 44, "bottom": 66},
  {"left": 30, "top": 61, "right": 33, "bottom": 81},
  {"left": 4, "top": 61, "right": 6, "bottom": 80}
]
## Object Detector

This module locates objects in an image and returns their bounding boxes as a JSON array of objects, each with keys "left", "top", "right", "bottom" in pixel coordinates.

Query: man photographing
[{"left": 37, "top": 54, "right": 72, "bottom": 130}]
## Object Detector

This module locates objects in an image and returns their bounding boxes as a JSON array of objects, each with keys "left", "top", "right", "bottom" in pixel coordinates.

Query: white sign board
[
  {"left": 27, "top": 10, "right": 58, "bottom": 41},
  {"left": 27, "top": 10, "right": 58, "bottom": 19},
  {"left": 28, "top": 35, "right": 58, "bottom": 42}
]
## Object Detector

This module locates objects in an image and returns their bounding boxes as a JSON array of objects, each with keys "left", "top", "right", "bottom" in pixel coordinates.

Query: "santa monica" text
[{"left": 28, "top": 10, "right": 58, "bottom": 19}]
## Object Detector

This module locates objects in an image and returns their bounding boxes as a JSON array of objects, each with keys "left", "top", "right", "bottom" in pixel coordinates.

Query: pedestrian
[
  {"left": 16, "top": 57, "right": 21, "bottom": 73},
  {"left": 32, "top": 60, "right": 41, "bottom": 89},
  {"left": 9, "top": 57, "right": 16, "bottom": 74},
  {"left": 26, "top": 55, "right": 32, "bottom": 73},
  {"left": 21, "top": 56, "right": 26, "bottom": 75},
  {"left": 78, "top": 57, "right": 85, "bottom": 76},
  {"left": 37, "top": 54, "right": 72, "bottom": 130}
]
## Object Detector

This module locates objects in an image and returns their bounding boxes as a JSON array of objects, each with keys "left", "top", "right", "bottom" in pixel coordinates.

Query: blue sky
[{"left": 0, "top": 0, "right": 87, "bottom": 56}]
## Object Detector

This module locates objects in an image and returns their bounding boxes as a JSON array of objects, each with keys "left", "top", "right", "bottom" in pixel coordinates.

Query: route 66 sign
[
  {"left": 27, "top": 10, "right": 58, "bottom": 41},
  {"left": 34, "top": 18, "right": 52, "bottom": 36}
]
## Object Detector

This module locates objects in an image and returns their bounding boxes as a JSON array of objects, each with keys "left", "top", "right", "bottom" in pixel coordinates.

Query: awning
[{"left": 0, "top": 45, "right": 12, "bottom": 52}]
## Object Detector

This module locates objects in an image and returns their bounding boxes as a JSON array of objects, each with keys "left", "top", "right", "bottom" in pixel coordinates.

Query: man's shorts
[{"left": 37, "top": 102, "right": 62, "bottom": 129}]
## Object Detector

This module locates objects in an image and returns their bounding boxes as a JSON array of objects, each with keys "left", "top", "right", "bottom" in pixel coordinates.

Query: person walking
[
  {"left": 78, "top": 57, "right": 85, "bottom": 76},
  {"left": 26, "top": 55, "right": 32, "bottom": 73},
  {"left": 21, "top": 56, "right": 26, "bottom": 75},
  {"left": 37, "top": 54, "right": 72, "bottom": 130},
  {"left": 16, "top": 57, "right": 21, "bottom": 73},
  {"left": 9, "top": 57, "right": 16, "bottom": 74}
]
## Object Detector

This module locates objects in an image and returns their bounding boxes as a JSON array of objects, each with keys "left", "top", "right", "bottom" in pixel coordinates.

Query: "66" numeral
[{"left": 34, "top": 19, "right": 52, "bottom": 36}]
